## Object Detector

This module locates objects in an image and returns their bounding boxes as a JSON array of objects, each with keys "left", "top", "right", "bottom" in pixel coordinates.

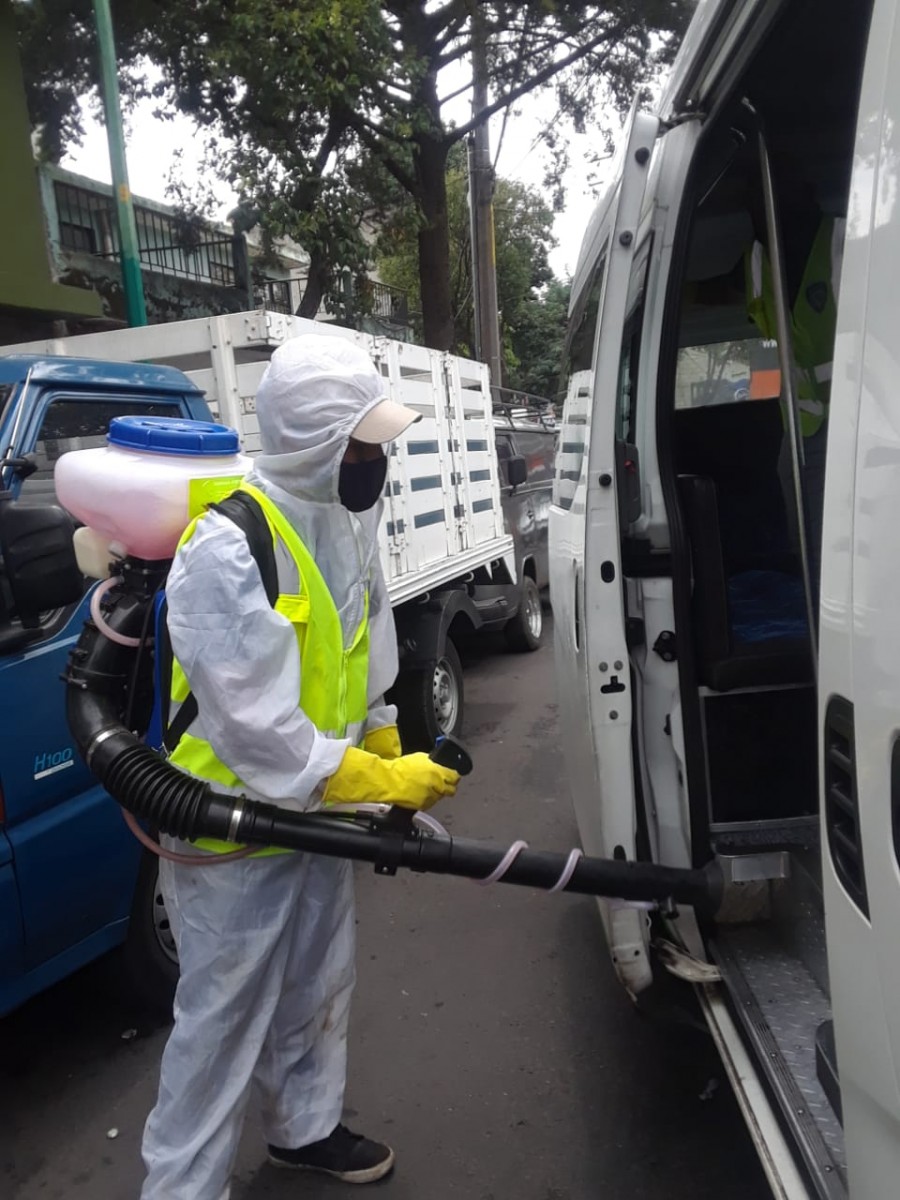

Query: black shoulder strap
[
  {"left": 162, "top": 490, "right": 279, "bottom": 752},
  {"left": 210, "top": 491, "right": 280, "bottom": 606}
]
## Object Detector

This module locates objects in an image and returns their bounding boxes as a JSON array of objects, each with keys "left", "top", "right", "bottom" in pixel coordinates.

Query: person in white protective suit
[{"left": 140, "top": 334, "right": 460, "bottom": 1199}]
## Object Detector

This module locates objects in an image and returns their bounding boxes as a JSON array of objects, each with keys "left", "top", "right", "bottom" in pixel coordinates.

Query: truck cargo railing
[{"left": 491, "top": 385, "right": 558, "bottom": 431}]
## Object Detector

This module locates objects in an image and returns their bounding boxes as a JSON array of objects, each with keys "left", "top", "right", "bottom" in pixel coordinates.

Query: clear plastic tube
[
  {"left": 326, "top": 804, "right": 591, "bottom": 892},
  {"left": 91, "top": 578, "right": 142, "bottom": 647},
  {"left": 121, "top": 807, "right": 256, "bottom": 865}
]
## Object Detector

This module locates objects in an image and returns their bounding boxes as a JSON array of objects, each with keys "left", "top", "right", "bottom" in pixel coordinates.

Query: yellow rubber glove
[
  {"left": 363, "top": 724, "right": 402, "bottom": 760},
  {"left": 323, "top": 746, "right": 459, "bottom": 811}
]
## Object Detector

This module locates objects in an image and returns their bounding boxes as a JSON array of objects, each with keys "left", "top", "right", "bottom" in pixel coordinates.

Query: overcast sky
[{"left": 64, "top": 63, "right": 619, "bottom": 282}]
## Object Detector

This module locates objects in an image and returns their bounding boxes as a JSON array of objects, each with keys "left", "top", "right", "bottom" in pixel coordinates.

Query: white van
[{"left": 550, "top": 1, "right": 900, "bottom": 1195}]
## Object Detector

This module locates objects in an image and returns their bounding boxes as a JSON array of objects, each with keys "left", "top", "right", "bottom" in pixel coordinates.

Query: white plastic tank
[{"left": 56, "top": 416, "right": 250, "bottom": 561}]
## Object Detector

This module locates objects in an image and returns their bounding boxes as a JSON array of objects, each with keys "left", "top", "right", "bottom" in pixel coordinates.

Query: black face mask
[{"left": 338, "top": 454, "right": 388, "bottom": 512}]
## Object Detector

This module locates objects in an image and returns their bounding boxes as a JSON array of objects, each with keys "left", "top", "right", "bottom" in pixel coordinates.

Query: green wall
[{"left": 0, "top": 0, "right": 101, "bottom": 317}]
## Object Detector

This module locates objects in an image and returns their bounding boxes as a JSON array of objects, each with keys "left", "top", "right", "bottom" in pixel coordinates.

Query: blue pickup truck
[{"left": 0, "top": 355, "right": 211, "bottom": 1017}]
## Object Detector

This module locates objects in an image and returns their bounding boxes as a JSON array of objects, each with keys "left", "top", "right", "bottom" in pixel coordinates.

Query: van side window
[
  {"left": 554, "top": 248, "right": 608, "bottom": 511},
  {"left": 615, "top": 240, "right": 652, "bottom": 446},
  {"left": 19, "top": 397, "right": 178, "bottom": 503}
]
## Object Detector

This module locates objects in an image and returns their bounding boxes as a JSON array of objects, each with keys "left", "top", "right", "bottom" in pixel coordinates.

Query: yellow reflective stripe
[
  {"left": 275, "top": 593, "right": 310, "bottom": 623},
  {"left": 193, "top": 837, "right": 290, "bottom": 857},
  {"left": 168, "top": 484, "right": 372, "bottom": 856},
  {"left": 171, "top": 660, "right": 191, "bottom": 703}
]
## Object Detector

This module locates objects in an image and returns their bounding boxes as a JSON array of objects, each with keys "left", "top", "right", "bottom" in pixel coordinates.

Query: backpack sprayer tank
[
  {"left": 60, "top": 417, "right": 723, "bottom": 914},
  {"left": 56, "top": 416, "right": 251, "bottom": 574}
]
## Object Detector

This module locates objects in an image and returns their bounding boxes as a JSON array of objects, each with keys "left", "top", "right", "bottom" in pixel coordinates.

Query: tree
[
  {"left": 16, "top": 1, "right": 692, "bottom": 345},
  {"left": 507, "top": 278, "right": 571, "bottom": 400},
  {"left": 377, "top": 144, "right": 563, "bottom": 389}
]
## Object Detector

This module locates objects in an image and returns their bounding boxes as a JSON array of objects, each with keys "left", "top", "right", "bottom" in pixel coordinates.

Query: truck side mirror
[
  {"left": 0, "top": 501, "right": 83, "bottom": 629},
  {"left": 507, "top": 456, "right": 528, "bottom": 488}
]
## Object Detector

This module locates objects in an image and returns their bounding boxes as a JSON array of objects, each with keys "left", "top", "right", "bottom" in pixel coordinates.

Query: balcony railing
[
  {"left": 54, "top": 180, "right": 237, "bottom": 287},
  {"left": 254, "top": 278, "right": 293, "bottom": 314},
  {"left": 369, "top": 280, "right": 408, "bottom": 324}
]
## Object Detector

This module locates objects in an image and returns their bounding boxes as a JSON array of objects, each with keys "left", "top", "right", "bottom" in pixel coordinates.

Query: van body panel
[
  {"left": 556, "top": 0, "right": 900, "bottom": 1191},
  {"left": 550, "top": 104, "right": 658, "bottom": 994},
  {"left": 820, "top": 0, "right": 900, "bottom": 1188}
]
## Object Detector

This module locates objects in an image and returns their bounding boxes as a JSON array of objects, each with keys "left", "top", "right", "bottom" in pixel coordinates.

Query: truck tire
[
  {"left": 505, "top": 576, "right": 543, "bottom": 652},
  {"left": 122, "top": 849, "right": 179, "bottom": 1019},
  {"left": 393, "top": 637, "right": 465, "bottom": 751}
]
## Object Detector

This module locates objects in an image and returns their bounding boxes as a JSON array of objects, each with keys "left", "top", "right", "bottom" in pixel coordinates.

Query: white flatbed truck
[{"left": 6, "top": 309, "right": 534, "bottom": 747}]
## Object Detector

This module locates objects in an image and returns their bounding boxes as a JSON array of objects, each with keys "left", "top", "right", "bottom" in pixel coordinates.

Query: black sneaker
[{"left": 268, "top": 1123, "right": 395, "bottom": 1184}]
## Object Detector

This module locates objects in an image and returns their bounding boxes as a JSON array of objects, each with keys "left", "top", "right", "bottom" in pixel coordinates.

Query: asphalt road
[{"left": 1, "top": 622, "right": 771, "bottom": 1200}]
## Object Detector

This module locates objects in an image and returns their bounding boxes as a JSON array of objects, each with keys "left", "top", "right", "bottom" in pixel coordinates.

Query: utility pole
[
  {"left": 93, "top": 0, "right": 147, "bottom": 326},
  {"left": 467, "top": 7, "right": 502, "bottom": 387}
]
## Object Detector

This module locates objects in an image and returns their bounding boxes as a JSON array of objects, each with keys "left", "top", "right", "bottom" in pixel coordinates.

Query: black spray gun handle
[
  {"left": 430, "top": 734, "right": 474, "bottom": 776},
  {"left": 378, "top": 736, "right": 473, "bottom": 867}
]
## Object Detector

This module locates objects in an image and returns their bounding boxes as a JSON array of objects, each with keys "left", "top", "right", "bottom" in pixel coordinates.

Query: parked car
[{"left": 494, "top": 402, "right": 556, "bottom": 652}]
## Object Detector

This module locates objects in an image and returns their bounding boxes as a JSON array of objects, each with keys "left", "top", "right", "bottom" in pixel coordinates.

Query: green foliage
[
  {"left": 15, "top": 0, "right": 692, "bottom": 342},
  {"left": 377, "top": 145, "right": 566, "bottom": 390},
  {"left": 507, "top": 277, "right": 571, "bottom": 399}
]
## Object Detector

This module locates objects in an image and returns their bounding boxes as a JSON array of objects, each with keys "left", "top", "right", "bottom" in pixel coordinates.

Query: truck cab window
[{"left": 19, "top": 397, "right": 178, "bottom": 503}]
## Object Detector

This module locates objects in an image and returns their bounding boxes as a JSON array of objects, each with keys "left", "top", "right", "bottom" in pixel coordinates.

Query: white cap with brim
[{"left": 352, "top": 398, "right": 422, "bottom": 444}]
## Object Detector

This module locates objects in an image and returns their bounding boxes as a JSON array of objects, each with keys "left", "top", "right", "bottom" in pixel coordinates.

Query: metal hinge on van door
[{"left": 653, "top": 631, "right": 677, "bottom": 662}]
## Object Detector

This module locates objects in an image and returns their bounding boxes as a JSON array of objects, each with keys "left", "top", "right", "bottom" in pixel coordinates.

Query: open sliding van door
[
  {"left": 550, "top": 104, "right": 658, "bottom": 994},
  {"left": 820, "top": 0, "right": 900, "bottom": 1193}
]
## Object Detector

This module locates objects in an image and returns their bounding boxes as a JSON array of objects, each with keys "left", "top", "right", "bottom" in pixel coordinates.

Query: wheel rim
[
  {"left": 432, "top": 657, "right": 460, "bottom": 733},
  {"left": 525, "top": 586, "right": 543, "bottom": 640},
  {"left": 153, "top": 882, "right": 179, "bottom": 965}
]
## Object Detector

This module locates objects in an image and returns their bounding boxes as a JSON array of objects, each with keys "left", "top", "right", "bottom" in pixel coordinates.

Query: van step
[
  {"left": 712, "top": 928, "right": 847, "bottom": 1198},
  {"left": 717, "top": 850, "right": 791, "bottom": 883},
  {"left": 711, "top": 814, "right": 819, "bottom": 850}
]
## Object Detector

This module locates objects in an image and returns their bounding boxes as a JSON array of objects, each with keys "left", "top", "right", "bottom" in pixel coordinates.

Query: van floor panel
[{"left": 711, "top": 927, "right": 847, "bottom": 1195}]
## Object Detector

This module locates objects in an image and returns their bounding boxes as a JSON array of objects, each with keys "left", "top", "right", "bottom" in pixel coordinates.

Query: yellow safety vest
[
  {"left": 168, "top": 481, "right": 370, "bottom": 855},
  {"left": 745, "top": 216, "right": 843, "bottom": 438}
]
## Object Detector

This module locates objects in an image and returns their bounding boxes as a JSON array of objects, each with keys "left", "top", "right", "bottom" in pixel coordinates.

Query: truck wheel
[
  {"left": 505, "top": 576, "right": 543, "bottom": 652},
  {"left": 393, "top": 638, "right": 465, "bottom": 751},
  {"left": 122, "top": 849, "right": 179, "bottom": 1020}
]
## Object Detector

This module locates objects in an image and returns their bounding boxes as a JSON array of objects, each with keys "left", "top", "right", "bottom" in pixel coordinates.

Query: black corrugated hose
[{"left": 64, "top": 558, "right": 722, "bottom": 911}]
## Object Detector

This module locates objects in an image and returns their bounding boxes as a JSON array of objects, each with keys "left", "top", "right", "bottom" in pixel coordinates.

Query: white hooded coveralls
[{"left": 140, "top": 335, "right": 400, "bottom": 1200}]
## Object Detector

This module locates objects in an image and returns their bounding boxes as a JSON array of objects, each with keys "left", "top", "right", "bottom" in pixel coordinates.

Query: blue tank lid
[{"left": 107, "top": 415, "right": 240, "bottom": 456}]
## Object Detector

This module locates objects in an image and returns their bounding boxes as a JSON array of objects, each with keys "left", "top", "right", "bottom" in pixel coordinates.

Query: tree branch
[
  {"left": 435, "top": 41, "right": 475, "bottom": 70},
  {"left": 344, "top": 106, "right": 415, "bottom": 152},
  {"left": 312, "top": 108, "right": 350, "bottom": 174},
  {"left": 437, "top": 77, "right": 475, "bottom": 108},
  {"left": 424, "top": 0, "right": 472, "bottom": 42},
  {"left": 346, "top": 115, "right": 417, "bottom": 196},
  {"left": 444, "top": 22, "right": 624, "bottom": 146}
]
